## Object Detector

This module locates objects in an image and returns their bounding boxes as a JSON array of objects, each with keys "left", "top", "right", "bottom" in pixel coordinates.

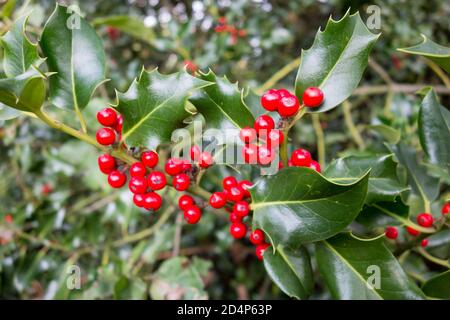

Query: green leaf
[
  {"left": 115, "top": 68, "right": 211, "bottom": 150},
  {"left": 316, "top": 233, "right": 426, "bottom": 300},
  {"left": 0, "top": 16, "right": 42, "bottom": 77},
  {"left": 0, "top": 103, "right": 21, "bottom": 120},
  {"left": 0, "top": 67, "right": 46, "bottom": 112},
  {"left": 324, "top": 154, "right": 408, "bottom": 204},
  {"left": 367, "top": 124, "right": 400, "bottom": 144},
  {"left": 422, "top": 271, "right": 450, "bottom": 299},
  {"left": 149, "top": 256, "right": 211, "bottom": 300},
  {"left": 389, "top": 143, "right": 439, "bottom": 202},
  {"left": 357, "top": 198, "right": 408, "bottom": 230},
  {"left": 398, "top": 35, "right": 450, "bottom": 74},
  {"left": 250, "top": 167, "right": 369, "bottom": 247},
  {"left": 295, "top": 11, "right": 379, "bottom": 113},
  {"left": 190, "top": 71, "right": 255, "bottom": 132},
  {"left": 263, "top": 245, "right": 313, "bottom": 299},
  {"left": 92, "top": 15, "right": 155, "bottom": 45},
  {"left": 40, "top": 4, "right": 106, "bottom": 110},
  {"left": 418, "top": 88, "right": 450, "bottom": 173}
]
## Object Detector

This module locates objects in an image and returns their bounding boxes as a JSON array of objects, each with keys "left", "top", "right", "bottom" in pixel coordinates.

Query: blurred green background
[{"left": 0, "top": 0, "right": 449, "bottom": 299}]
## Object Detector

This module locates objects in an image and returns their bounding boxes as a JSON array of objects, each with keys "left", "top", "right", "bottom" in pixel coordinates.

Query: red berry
[
  {"left": 147, "top": 171, "right": 167, "bottom": 191},
  {"left": 223, "top": 176, "right": 238, "bottom": 190},
  {"left": 406, "top": 226, "right": 420, "bottom": 236},
  {"left": 302, "top": 87, "right": 324, "bottom": 108},
  {"left": 41, "top": 184, "right": 52, "bottom": 195},
  {"left": 385, "top": 226, "right": 398, "bottom": 239},
  {"left": 257, "top": 145, "right": 274, "bottom": 165},
  {"left": 96, "top": 127, "right": 116, "bottom": 145},
  {"left": 277, "top": 89, "right": 290, "bottom": 97},
  {"left": 229, "top": 212, "right": 242, "bottom": 223},
  {"left": 199, "top": 152, "right": 213, "bottom": 168},
  {"left": 267, "top": 130, "right": 284, "bottom": 148},
  {"left": 233, "top": 201, "right": 249, "bottom": 218},
  {"left": 417, "top": 213, "right": 433, "bottom": 227},
  {"left": 254, "top": 115, "right": 275, "bottom": 136},
  {"left": 278, "top": 95, "right": 300, "bottom": 117},
  {"left": 242, "top": 144, "right": 258, "bottom": 163},
  {"left": 143, "top": 192, "right": 162, "bottom": 211},
  {"left": 4, "top": 214, "right": 13, "bottom": 224},
  {"left": 256, "top": 243, "right": 270, "bottom": 260},
  {"left": 108, "top": 170, "right": 127, "bottom": 188},
  {"left": 173, "top": 173, "right": 190, "bottom": 191},
  {"left": 115, "top": 114, "right": 123, "bottom": 133},
  {"left": 178, "top": 195, "right": 194, "bottom": 210},
  {"left": 230, "top": 222, "right": 247, "bottom": 239},
  {"left": 441, "top": 203, "right": 450, "bottom": 215},
  {"left": 308, "top": 160, "right": 321, "bottom": 173},
  {"left": 421, "top": 239, "right": 429, "bottom": 247},
  {"left": 239, "top": 127, "right": 257, "bottom": 144},
  {"left": 129, "top": 162, "right": 147, "bottom": 177},
  {"left": 97, "top": 108, "right": 117, "bottom": 127},
  {"left": 129, "top": 176, "right": 148, "bottom": 194},
  {"left": 261, "top": 90, "right": 281, "bottom": 111},
  {"left": 239, "top": 180, "right": 252, "bottom": 198},
  {"left": 190, "top": 145, "right": 201, "bottom": 161},
  {"left": 226, "top": 186, "right": 245, "bottom": 202},
  {"left": 165, "top": 158, "right": 183, "bottom": 176},
  {"left": 141, "top": 151, "right": 159, "bottom": 168},
  {"left": 98, "top": 154, "right": 116, "bottom": 174},
  {"left": 133, "top": 194, "right": 145, "bottom": 207},
  {"left": 184, "top": 205, "right": 202, "bottom": 224},
  {"left": 290, "top": 148, "right": 312, "bottom": 167},
  {"left": 181, "top": 159, "right": 192, "bottom": 172},
  {"left": 249, "top": 229, "right": 264, "bottom": 245},
  {"left": 210, "top": 192, "right": 227, "bottom": 208}
]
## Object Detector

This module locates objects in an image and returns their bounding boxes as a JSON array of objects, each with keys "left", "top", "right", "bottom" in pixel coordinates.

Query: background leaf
[
  {"left": 422, "top": 271, "right": 450, "bottom": 299},
  {"left": 40, "top": 4, "right": 106, "bottom": 110},
  {"left": 115, "top": 68, "right": 211, "bottom": 150},
  {"left": 418, "top": 88, "right": 450, "bottom": 173},
  {"left": 295, "top": 11, "right": 379, "bottom": 113},
  {"left": 316, "top": 233, "right": 426, "bottom": 300},
  {"left": 250, "top": 167, "right": 369, "bottom": 247},
  {"left": 324, "top": 154, "right": 408, "bottom": 204},
  {"left": 398, "top": 35, "right": 450, "bottom": 74},
  {"left": 263, "top": 245, "right": 313, "bottom": 299}
]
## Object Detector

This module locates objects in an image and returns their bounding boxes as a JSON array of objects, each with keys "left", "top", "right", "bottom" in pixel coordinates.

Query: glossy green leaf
[
  {"left": 0, "top": 68, "right": 46, "bottom": 112},
  {"left": 115, "top": 68, "right": 211, "bottom": 150},
  {"left": 92, "top": 15, "right": 155, "bottom": 45},
  {"left": 418, "top": 88, "right": 450, "bottom": 173},
  {"left": 367, "top": 124, "right": 400, "bottom": 144},
  {"left": 426, "top": 229, "right": 450, "bottom": 260},
  {"left": 263, "top": 245, "right": 313, "bottom": 299},
  {"left": 40, "top": 4, "right": 106, "bottom": 110},
  {"left": 316, "top": 233, "right": 426, "bottom": 300},
  {"left": 324, "top": 154, "right": 408, "bottom": 204},
  {"left": 398, "top": 35, "right": 450, "bottom": 74},
  {"left": 357, "top": 198, "right": 408, "bottom": 230},
  {"left": 0, "top": 16, "right": 42, "bottom": 77},
  {"left": 0, "top": 103, "right": 21, "bottom": 120},
  {"left": 250, "top": 167, "right": 369, "bottom": 247},
  {"left": 390, "top": 143, "right": 439, "bottom": 202},
  {"left": 422, "top": 271, "right": 450, "bottom": 299},
  {"left": 295, "top": 11, "right": 379, "bottom": 113}
]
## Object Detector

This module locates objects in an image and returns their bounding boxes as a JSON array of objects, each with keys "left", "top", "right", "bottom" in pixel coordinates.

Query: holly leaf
[
  {"left": 316, "top": 233, "right": 426, "bottom": 300},
  {"left": 0, "top": 67, "right": 46, "bottom": 112},
  {"left": 115, "top": 68, "right": 211, "bottom": 150},
  {"left": 418, "top": 88, "right": 450, "bottom": 173},
  {"left": 422, "top": 271, "right": 450, "bottom": 299},
  {"left": 295, "top": 11, "right": 379, "bottom": 113},
  {"left": 389, "top": 143, "right": 439, "bottom": 202},
  {"left": 0, "top": 103, "right": 21, "bottom": 120},
  {"left": 398, "top": 35, "right": 450, "bottom": 74},
  {"left": 250, "top": 167, "right": 369, "bottom": 247},
  {"left": 0, "top": 15, "right": 42, "bottom": 77},
  {"left": 324, "top": 154, "right": 408, "bottom": 204},
  {"left": 92, "top": 15, "right": 156, "bottom": 45},
  {"left": 40, "top": 4, "right": 106, "bottom": 110},
  {"left": 263, "top": 245, "right": 313, "bottom": 299},
  {"left": 367, "top": 124, "right": 400, "bottom": 144}
]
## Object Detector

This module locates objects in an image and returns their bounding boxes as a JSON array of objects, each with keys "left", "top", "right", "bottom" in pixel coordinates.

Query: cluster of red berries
[
  {"left": 384, "top": 206, "right": 450, "bottom": 247},
  {"left": 214, "top": 17, "right": 246, "bottom": 44},
  {"left": 288, "top": 148, "right": 321, "bottom": 172},
  {"left": 96, "top": 107, "right": 123, "bottom": 146}
]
